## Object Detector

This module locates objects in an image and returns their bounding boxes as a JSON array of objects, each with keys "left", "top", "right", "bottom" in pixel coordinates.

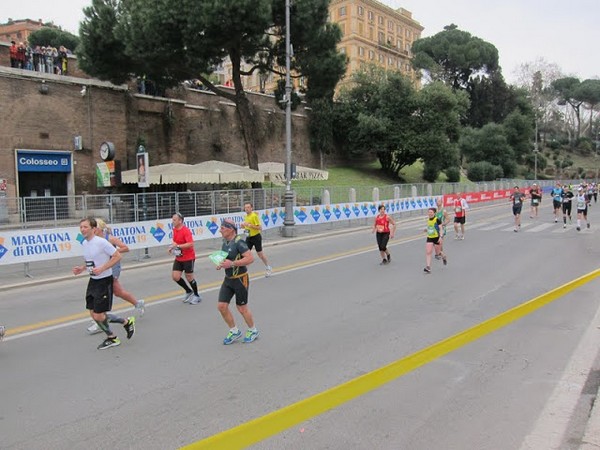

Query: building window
[
  {"left": 339, "top": 6, "right": 346, "bottom": 17},
  {"left": 397, "top": 60, "right": 402, "bottom": 69},
  {"left": 388, "top": 57, "right": 393, "bottom": 65},
  {"left": 378, "top": 54, "right": 384, "bottom": 63},
  {"left": 358, "top": 46, "right": 365, "bottom": 57},
  {"left": 397, "top": 38, "right": 403, "bottom": 49},
  {"left": 358, "top": 5, "right": 364, "bottom": 15},
  {"left": 405, "top": 29, "right": 411, "bottom": 38},
  {"left": 406, "top": 63, "right": 411, "bottom": 72},
  {"left": 378, "top": 16, "right": 384, "bottom": 25},
  {"left": 388, "top": 21, "right": 394, "bottom": 31},
  {"left": 368, "top": 11, "right": 374, "bottom": 21},
  {"left": 405, "top": 42, "right": 411, "bottom": 52},
  {"left": 340, "top": 46, "right": 346, "bottom": 54},
  {"left": 369, "top": 50, "right": 375, "bottom": 60},
  {"left": 397, "top": 25, "right": 402, "bottom": 34}
]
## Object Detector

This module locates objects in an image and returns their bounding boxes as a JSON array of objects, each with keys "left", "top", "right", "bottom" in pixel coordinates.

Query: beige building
[
  {"left": 330, "top": 0, "right": 423, "bottom": 89},
  {"left": 0, "top": 19, "right": 46, "bottom": 44}
]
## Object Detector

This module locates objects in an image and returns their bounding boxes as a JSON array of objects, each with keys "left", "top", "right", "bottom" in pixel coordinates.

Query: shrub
[
  {"left": 445, "top": 167, "right": 461, "bottom": 183},
  {"left": 467, "top": 161, "right": 503, "bottom": 181}
]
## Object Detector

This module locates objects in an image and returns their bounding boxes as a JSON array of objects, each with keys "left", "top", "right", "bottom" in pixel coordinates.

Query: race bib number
[{"left": 85, "top": 260, "right": 95, "bottom": 275}]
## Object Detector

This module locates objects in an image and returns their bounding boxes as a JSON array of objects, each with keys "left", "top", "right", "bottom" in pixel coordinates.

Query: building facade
[
  {"left": 329, "top": 0, "right": 423, "bottom": 88},
  {"left": 0, "top": 19, "right": 47, "bottom": 44}
]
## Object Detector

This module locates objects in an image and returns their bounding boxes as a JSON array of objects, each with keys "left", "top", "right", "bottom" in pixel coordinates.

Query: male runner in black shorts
[
  {"left": 216, "top": 219, "right": 259, "bottom": 345},
  {"left": 72, "top": 218, "right": 135, "bottom": 350}
]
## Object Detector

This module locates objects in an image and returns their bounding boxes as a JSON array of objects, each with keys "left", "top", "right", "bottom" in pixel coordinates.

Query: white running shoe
[
  {"left": 0, "top": 325, "right": 5, "bottom": 341},
  {"left": 182, "top": 292, "right": 194, "bottom": 303},
  {"left": 265, "top": 266, "right": 273, "bottom": 277},
  {"left": 86, "top": 322, "right": 102, "bottom": 335},
  {"left": 135, "top": 299, "right": 145, "bottom": 317}
]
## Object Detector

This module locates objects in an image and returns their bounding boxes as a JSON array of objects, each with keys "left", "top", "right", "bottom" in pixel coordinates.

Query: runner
[
  {"left": 550, "top": 182, "right": 563, "bottom": 223},
  {"left": 434, "top": 197, "right": 449, "bottom": 259},
  {"left": 371, "top": 204, "right": 396, "bottom": 265},
  {"left": 529, "top": 183, "right": 542, "bottom": 218},
  {"left": 510, "top": 186, "right": 526, "bottom": 232},
  {"left": 561, "top": 185, "right": 574, "bottom": 228},
  {"left": 72, "top": 218, "right": 135, "bottom": 350},
  {"left": 453, "top": 192, "right": 468, "bottom": 240},
  {"left": 169, "top": 212, "right": 201, "bottom": 305},
  {"left": 575, "top": 187, "right": 590, "bottom": 231},
  {"left": 424, "top": 207, "right": 447, "bottom": 273},
  {"left": 241, "top": 202, "right": 273, "bottom": 276},
  {"left": 215, "top": 219, "right": 259, "bottom": 345},
  {"left": 86, "top": 218, "right": 145, "bottom": 335}
]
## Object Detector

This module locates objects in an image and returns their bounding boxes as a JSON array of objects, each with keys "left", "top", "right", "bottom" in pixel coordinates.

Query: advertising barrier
[{"left": 0, "top": 189, "right": 510, "bottom": 266}]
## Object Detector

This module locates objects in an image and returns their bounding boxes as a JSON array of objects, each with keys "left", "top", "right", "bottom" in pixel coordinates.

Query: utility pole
[{"left": 282, "top": 0, "right": 296, "bottom": 237}]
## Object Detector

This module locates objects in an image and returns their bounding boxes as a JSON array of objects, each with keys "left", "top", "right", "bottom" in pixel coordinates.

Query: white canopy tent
[
  {"left": 121, "top": 160, "right": 263, "bottom": 185},
  {"left": 258, "top": 162, "right": 329, "bottom": 182}
]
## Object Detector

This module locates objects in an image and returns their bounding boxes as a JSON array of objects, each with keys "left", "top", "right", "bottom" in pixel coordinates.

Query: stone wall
[{"left": 0, "top": 64, "right": 315, "bottom": 196}]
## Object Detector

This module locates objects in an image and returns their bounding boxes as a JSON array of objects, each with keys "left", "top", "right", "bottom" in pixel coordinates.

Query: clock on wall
[{"left": 99, "top": 142, "right": 116, "bottom": 161}]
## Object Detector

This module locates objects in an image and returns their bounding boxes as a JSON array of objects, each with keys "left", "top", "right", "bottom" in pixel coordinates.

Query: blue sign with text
[{"left": 17, "top": 150, "right": 72, "bottom": 173}]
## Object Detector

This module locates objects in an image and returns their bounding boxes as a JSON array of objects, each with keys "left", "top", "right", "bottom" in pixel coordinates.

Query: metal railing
[{"left": 0, "top": 180, "right": 561, "bottom": 230}]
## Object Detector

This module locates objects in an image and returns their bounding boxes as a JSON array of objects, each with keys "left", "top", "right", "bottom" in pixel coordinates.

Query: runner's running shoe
[
  {"left": 189, "top": 295, "right": 202, "bottom": 305},
  {"left": 243, "top": 329, "right": 259, "bottom": 343},
  {"left": 182, "top": 292, "right": 194, "bottom": 303},
  {"left": 0, "top": 325, "right": 5, "bottom": 341},
  {"left": 223, "top": 329, "right": 242, "bottom": 345},
  {"left": 265, "top": 266, "right": 273, "bottom": 277},
  {"left": 135, "top": 299, "right": 145, "bottom": 317},
  {"left": 87, "top": 322, "right": 103, "bottom": 335},
  {"left": 97, "top": 337, "right": 120, "bottom": 350}
]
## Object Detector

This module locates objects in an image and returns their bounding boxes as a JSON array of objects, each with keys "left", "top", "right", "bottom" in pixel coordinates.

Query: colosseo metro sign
[{"left": 16, "top": 150, "right": 72, "bottom": 173}]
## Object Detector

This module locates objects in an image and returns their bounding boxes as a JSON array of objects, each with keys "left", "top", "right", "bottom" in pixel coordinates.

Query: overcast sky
[{"left": 3, "top": 0, "right": 599, "bottom": 84}]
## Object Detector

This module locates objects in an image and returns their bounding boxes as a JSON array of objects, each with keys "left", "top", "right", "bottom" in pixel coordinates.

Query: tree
[
  {"left": 459, "top": 123, "right": 516, "bottom": 178},
  {"left": 411, "top": 24, "right": 499, "bottom": 90},
  {"left": 576, "top": 79, "right": 600, "bottom": 138},
  {"left": 28, "top": 27, "right": 80, "bottom": 51},
  {"left": 333, "top": 67, "right": 467, "bottom": 179},
  {"left": 414, "top": 82, "right": 468, "bottom": 181},
  {"left": 77, "top": 0, "right": 346, "bottom": 172},
  {"left": 552, "top": 77, "right": 584, "bottom": 142},
  {"left": 503, "top": 110, "right": 534, "bottom": 161}
]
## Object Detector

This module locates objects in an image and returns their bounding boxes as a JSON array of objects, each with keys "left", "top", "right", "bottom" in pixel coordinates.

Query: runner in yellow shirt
[{"left": 241, "top": 202, "right": 273, "bottom": 277}]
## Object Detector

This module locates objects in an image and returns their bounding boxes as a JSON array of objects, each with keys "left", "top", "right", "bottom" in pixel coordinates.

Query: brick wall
[{"left": 0, "top": 67, "right": 316, "bottom": 196}]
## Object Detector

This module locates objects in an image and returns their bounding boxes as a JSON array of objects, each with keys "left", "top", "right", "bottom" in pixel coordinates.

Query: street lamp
[
  {"left": 534, "top": 118, "right": 538, "bottom": 181},
  {"left": 282, "top": 0, "right": 296, "bottom": 237}
]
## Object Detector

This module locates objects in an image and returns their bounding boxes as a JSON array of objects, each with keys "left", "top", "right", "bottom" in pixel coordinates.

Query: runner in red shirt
[
  {"left": 371, "top": 204, "right": 396, "bottom": 265},
  {"left": 169, "top": 212, "right": 201, "bottom": 304},
  {"left": 453, "top": 193, "right": 468, "bottom": 240}
]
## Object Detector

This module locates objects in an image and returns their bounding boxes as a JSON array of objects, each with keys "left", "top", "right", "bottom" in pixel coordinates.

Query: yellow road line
[{"left": 182, "top": 268, "right": 600, "bottom": 450}]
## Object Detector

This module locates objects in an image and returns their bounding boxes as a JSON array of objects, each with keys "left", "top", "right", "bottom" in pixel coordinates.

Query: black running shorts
[{"left": 85, "top": 276, "right": 114, "bottom": 313}]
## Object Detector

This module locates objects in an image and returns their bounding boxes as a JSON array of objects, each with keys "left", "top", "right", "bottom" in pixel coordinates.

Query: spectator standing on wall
[
  {"left": 32, "top": 45, "right": 42, "bottom": 72},
  {"left": 9, "top": 41, "right": 18, "bottom": 68},
  {"left": 59, "top": 46, "right": 68, "bottom": 75},
  {"left": 16, "top": 42, "right": 26, "bottom": 69}
]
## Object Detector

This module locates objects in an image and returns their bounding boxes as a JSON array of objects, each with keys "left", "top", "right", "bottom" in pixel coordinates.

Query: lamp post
[
  {"left": 282, "top": 0, "right": 296, "bottom": 237},
  {"left": 534, "top": 118, "right": 538, "bottom": 181}
]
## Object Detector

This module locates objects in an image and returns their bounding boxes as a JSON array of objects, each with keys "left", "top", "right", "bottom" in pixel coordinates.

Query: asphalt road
[{"left": 2, "top": 202, "right": 600, "bottom": 450}]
